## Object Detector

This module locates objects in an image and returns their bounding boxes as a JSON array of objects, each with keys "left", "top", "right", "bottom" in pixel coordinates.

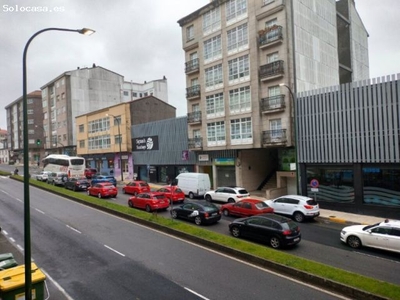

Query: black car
[
  {"left": 64, "top": 177, "right": 91, "bottom": 191},
  {"left": 171, "top": 202, "right": 221, "bottom": 225},
  {"left": 228, "top": 214, "right": 301, "bottom": 249}
]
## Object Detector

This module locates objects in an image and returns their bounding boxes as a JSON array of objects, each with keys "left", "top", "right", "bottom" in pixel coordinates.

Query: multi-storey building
[
  {"left": 76, "top": 96, "right": 176, "bottom": 181},
  {"left": 40, "top": 65, "right": 124, "bottom": 156},
  {"left": 178, "top": 0, "right": 368, "bottom": 194},
  {"left": 0, "top": 128, "right": 9, "bottom": 164},
  {"left": 5, "top": 90, "right": 44, "bottom": 165},
  {"left": 122, "top": 77, "right": 168, "bottom": 103}
]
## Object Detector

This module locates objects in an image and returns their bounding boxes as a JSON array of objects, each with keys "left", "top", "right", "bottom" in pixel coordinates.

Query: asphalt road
[{"left": 0, "top": 177, "right": 345, "bottom": 300}]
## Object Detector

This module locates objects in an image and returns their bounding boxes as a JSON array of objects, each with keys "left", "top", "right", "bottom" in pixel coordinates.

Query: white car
[
  {"left": 264, "top": 195, "right": 319, "bottom": 222},
  {"left": 340, "top": 219, "right": 400, "bottom": 253},
  {"left": 36, "top": 171, "right": 51, "bottom": 182},
  {"left": 204, "top": 187, "right": 249, "bottom": 203}
]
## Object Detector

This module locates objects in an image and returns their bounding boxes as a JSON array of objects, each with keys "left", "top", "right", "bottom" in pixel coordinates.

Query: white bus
[{"left": 42, "top": 154, "right": 85, "bottom": 178}]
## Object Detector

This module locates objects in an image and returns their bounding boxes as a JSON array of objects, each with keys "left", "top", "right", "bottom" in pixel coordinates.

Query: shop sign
[
  {"left": 198, "top": 154, "right": 209, "bottom": 162},
  {"left": 214, "top": 158, "right": 235, "bottom": 166},
  {"left": 132, "top": 136, "right": 159, "bottom": 151}
]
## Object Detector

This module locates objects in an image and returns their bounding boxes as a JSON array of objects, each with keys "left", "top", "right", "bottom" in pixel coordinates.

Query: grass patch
[{"left": 10, "top": 176, "right": 400, "bottom": 299}]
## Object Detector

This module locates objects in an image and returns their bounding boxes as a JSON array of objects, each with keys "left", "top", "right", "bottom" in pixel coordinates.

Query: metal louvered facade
[{"left": 297, "top": 75, "right": 400, "bottom": 163}]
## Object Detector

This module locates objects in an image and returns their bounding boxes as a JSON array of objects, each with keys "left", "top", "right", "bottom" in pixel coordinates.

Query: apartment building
[
  {"left": 0, "top": 128, "right": 9, "bottom": 164},
  {"left": 178, "top": 0, "right": 368, "bottom": 193},
  {"left": 76, "top": 96, "right": 176, "bottom": 181},
  {"left": 40, "top": 65, "right": 124, "bottom": 156},
  {"left": 5, "top": 90, "right": 44, "bottom": 165},
  {"left": 122, "top": 77, "right": 168, "bottom": 103}
]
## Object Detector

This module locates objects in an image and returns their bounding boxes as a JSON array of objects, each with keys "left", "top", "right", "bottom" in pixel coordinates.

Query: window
[
  {"left": 205, "top": 64, "right": 223, "bottom": 90},
  {"left": 267, "top": 52, "right": 279, "bottom": 63},
  {"left": 268, "top": 85, "right": 282, "bottom": 108},
  {"left": 190, "top": 52, "right": 198, "bottom": 61},
  {"left": 88, "top": 117, "right": 110, "bottom": 134},
  {"left": 88, "top": 135, "right": 111, "bottom": 150},
  {"left": 206, "top": 93, "right": 225, "bottom": 118},
  {"left": 186, "top": 25, "right": 194, "bottom": 41},
  {"left": 113, "top": 116, "right": 122, "bottom": 126},
  {"left": 203, "top": 7, "right": 221, "bottom": 35},
  {"left": 27, "top": 99, "right": 33, "bottom": 104},
  {"left": 27, "top": 109, "right": 34, "bottom": 114},
  {"left": 231, "top": 117, "right": 252, "bottom": 144},
  {"left": 270, "top": 119, "right": 282, "bottom": 139},
  {"left": 28, "top": 119, "right": 34, "bottom": 124},
  {"left": 61, "top": 93, "right": 65, "bottom": 100},
  {"left": 265, "top": 18, "right": 277, "bottom": 28},
  {"left": 56, "top": 95, "right": 60, "bottom": 102},
  {"left": 207, "top": 121, "right": 226, "bottom": 146},
  {"left": 226, "top": 0, "right": 247, "bottom": 24},
  {"left": 28, "top": 129, "right": 34, "bottom": 134},
  {"left": 193, "top": 129, "right": 201, "bottom": 138},
  {"left": 79, "top": 124, "right": 84, "bottom": 133},
  {"left": 192, "top": 103, "right": 200, "bottom": 112},
  {"left": 123, "top": 91, "right": 129, "bottom": 96},
  {"left": 228, "top": 55, "right": 249, "bottom": 83},
  {"left": 132, "top": 92, "right": 137, "bottom": 97},
  {"left": 263, "top": 0, "right": 274, "bottom": 5},
  {"left": 63, "top": 134, "right": 67, "bottom": 141},
  {"left": 115, "top": 134, "right": 122, "bottom": 145},
  {"left": 227, "top": 23, "right": 248, "bottom": 53},
  {"left": 229, "top": 86, "right": 251, "bottom": 113},
  {"left": 79, "top": 140, "right": 85, "bottom": 148},
  {"left": 191, "top": 78, "right": 199, "bottom": 87},
  {"left": 204, "top": 35, "right": 222, "bottom": 62}
]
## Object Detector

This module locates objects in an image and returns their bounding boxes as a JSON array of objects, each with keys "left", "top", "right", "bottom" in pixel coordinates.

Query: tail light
[
  {"left": 304, "top": 205, "right": 314, "bottom": 209},
  {"left": 237, "top": 195, "right": 244, "bottom": 198},
  {"left": 204, "top": 212, "right": 209, "bottom": 218},
  {"left": 282, "top": 230, "right": 292, "bottom": 236}
]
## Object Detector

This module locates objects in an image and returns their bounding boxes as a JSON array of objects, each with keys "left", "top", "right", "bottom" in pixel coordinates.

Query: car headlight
[{"left": 341, "top": 230, "right": 346, "bottom": 235}]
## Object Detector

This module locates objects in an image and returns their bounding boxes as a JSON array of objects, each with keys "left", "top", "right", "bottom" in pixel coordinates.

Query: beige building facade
[{"left": 178, "top": 0, "right": 368, "bottom": 195}]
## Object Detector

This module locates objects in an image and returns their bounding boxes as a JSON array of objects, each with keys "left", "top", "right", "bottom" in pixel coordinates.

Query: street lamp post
[
  {"left": 22, "top": 27, "right": 94, "bottom": 300},
  {"left": 279, "top": 83, "right": 300, "bottom": 195},
  {"left": 106, "top": 114, "right": 123, "bottom": 181}
]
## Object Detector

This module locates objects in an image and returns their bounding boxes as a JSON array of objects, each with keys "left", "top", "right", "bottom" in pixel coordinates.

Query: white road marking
[
  {"left": 184, "top": 287, "right": 210, "bottom": 300},
  {"left": 35, "top": 208, "right": 45, "bottom": 214},
  {"left": 40, "top": 269, "right": 75, "bottom": 300},
  {"left": 10, "top": 237, "right": 15, "bottom": 243},
  {"left": 2, "top": 230, "right": 8, "bottom": 235},
  {"left": 66, "top": 225, "right": 82, "bottom": 234},
  {"left": 353, "top": 250, "right": 400, "bottom": 264},
  {"left": 104, "top": 244, "right": 125, "bottom": 257},
  {"left": 17, "top": 244, "right": 24, "bottom": 251},
  {"left": 16, "top": 198, "right": 23, "bottom": 203}
]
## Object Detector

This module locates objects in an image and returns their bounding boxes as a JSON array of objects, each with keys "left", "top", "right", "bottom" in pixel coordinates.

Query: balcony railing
[
  {"left": 258, "top": 26, "right": 283, "bottom": 47},
  {"left": 188, "top": 137, "right": 203, "bottom": 150},
  {"left": 187, "top": 111, "right": 202, "bottom": 124},
  {"left": 260, "top": 95, "right": 285, "bottom": 112},
  {"left": 259, "top": 60, "right": 284, "bottom": 80},
  {"left": 262, "top": 129, "right": 287, "bottom": 146},
  {"left": 185, "top": 58, "right": 199, "bottom": 74},
  {"left": 186, "top": 85, "right": 200, "bottom": 99}
]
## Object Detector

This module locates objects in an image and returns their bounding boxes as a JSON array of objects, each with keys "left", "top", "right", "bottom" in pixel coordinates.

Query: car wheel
[
  {"left": 231, "top": 226, "right": 240, "bottom": 238},
  {"left": 222, "top": 209, "right": 230, "bottom": 217},
  {"left": 205, "top": 195, "right": 212, "bottom": 202},
  {"left": 98, "top": 193, "right": 102, "bottom": 199},
  {"left": 145, "top": 205, "right": 151, "bottom": 212},
  {"left": 128, "top": 200, "right": 133, "bottom": 208},
  {"left": 189, "top": 192, "right": 194, "bottom": 199},
  {"left": 171, "top": 210, "right": 178, "bottom": 219},
  {"left": 228, "top": 198, "right": 235, "bottom": 204},
  {"left": 347, "top": 235, "right": 362, "bottom": 249},
  {"left": 269, "top": 236, "right": 281, "bottom": 249},
  {"left": 293, "top": 212, "right": 305, "bottom": 223},
  {"left": 194, "top": 216, "right": 202, "bottom": 225}
]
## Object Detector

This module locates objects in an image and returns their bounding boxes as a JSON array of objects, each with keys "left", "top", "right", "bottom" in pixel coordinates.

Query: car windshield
[
  {"left": 255, "top": 202, "right": 270, "bottom": 209},
  {"left": 202, "top": 203, "right": 218, "bottom": 211},
  {"left": 306, "top": 199, "right": 318, "bottom": 205},
  {"left": 281, "top": 221, "right": 298, "bottom": 231},
  {"left": 363, "top": 223, "right": 381, "bottom": 231},
  {"left": 154, "top": 195, "right": 165, "bottom": 200},
  {"left": 175, "top": 188, "right": 183, "bottom": 193},
  {"left": 140, "top": 183, "right": 149, "bottom": 187}
]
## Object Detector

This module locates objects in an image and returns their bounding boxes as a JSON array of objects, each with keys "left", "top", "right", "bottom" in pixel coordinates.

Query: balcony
[
  {"left": 259, "top": 60, "right": 284, "bottom": 81},
  {"left": 258, "top": 26, "right": 283, "bottom": 49},
  {"left": 185, "top": 58, "right": 199, "bottom": 74},
  {"left": 186, "top": 85, "right": 200, "bottom": 100},
  {"left": 187, "top": 111, "right": 202, "bottom": 124},
  {"left": 262, "top": 129, "right": 287, "bottom": 147},
  {"left": 188, "top": 137, "right": 203, "bottom": 150},
  {"left": 260, "top": 95, "right": 285, "bottom": 113}
]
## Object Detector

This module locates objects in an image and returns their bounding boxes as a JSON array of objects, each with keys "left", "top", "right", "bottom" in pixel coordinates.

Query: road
[{"left": 0, "top": 176, "right": 344, "bottom": 300}]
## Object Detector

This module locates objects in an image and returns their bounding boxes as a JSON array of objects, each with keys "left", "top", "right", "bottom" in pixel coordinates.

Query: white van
[{"left": 172, "top": 173, "right": 211, "bottom": 199}]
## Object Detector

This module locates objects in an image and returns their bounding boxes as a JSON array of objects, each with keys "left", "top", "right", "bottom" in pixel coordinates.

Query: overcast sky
[{"left": 1, "top": 0, "right": 399, "bottom": 130}]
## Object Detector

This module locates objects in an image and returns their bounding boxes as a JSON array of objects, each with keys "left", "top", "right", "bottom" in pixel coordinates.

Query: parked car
[
  {"left": 172, "top": 172, "right": 211, "bottom": 199},
  {"left": 340, "top": 219, "right": 400, "bottom": 253},
  {"left": 229, "top": 214, "right": 302, "bottom": 249},
  {"left": 87, "top": 182, "right": 118, "bottom": 198},
  {"left": 156, "top": 186, "right": 185, "bottom": 204},
  {"left": 35, "top": 171, "right": 51, "bottom": 182},
  {"left": 264, "top": 195, "right": 319, "bottom": 223},
  {"left": 122, "top": 181, "right": 150, "bottom": 195},
  {"left": 171, "top": 202, "right": 221, "bottom": 225},
  {"left": 84, "top": 168, "right": 98, "bottom": 179},
  {"left": 220, "top": 198, "right": 274, "bottom": 217},
  {"left": 47, "top": 172, "right": 68, "bottom": 186},
  {"left": 91, "top": 175, "right": 117, "bottom": 186},
  {"left": 64, "top": 177, "right": 90, "bottom": 191},
  {"left": 128, "top": 192, "right": 170, "bottom": 212},
  {"left": 205, "top": 186, "right": 249, "bottom": 203}
]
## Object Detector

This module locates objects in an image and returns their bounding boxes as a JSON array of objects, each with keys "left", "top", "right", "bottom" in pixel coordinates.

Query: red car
[
  {"left": 156, "top": 186, "right": 185, "bottom": 204},
  {"left": 84, "top": 168, "right": 97, "bottom": 179},
  {"left": 122, "top": 181, "right": 150, "bottom": 195},
  {"left": 87, "top": 182, "right": 118, "bottom": 199},
  {"left": 128, "top": 192, "right": 170, "bottom": 212},
  {"left": 220, "top": 198, "right": 274, "bottom": 217}
]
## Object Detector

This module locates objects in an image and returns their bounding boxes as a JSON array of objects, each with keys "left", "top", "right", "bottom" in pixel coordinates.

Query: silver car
[
  {"left": 47, "top": 172, "right": 68, "bottom": 186},
  {"left": 36, "top": 171, "right": 51, "bottom": 182}
]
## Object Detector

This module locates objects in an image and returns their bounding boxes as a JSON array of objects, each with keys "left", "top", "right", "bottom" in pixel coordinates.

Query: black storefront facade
[
  {"left": 131, "top": 117, "right": 196, "bottom": 184},
  {"left": 297, "top": 76, "right": 400, "bottom": 218}
]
